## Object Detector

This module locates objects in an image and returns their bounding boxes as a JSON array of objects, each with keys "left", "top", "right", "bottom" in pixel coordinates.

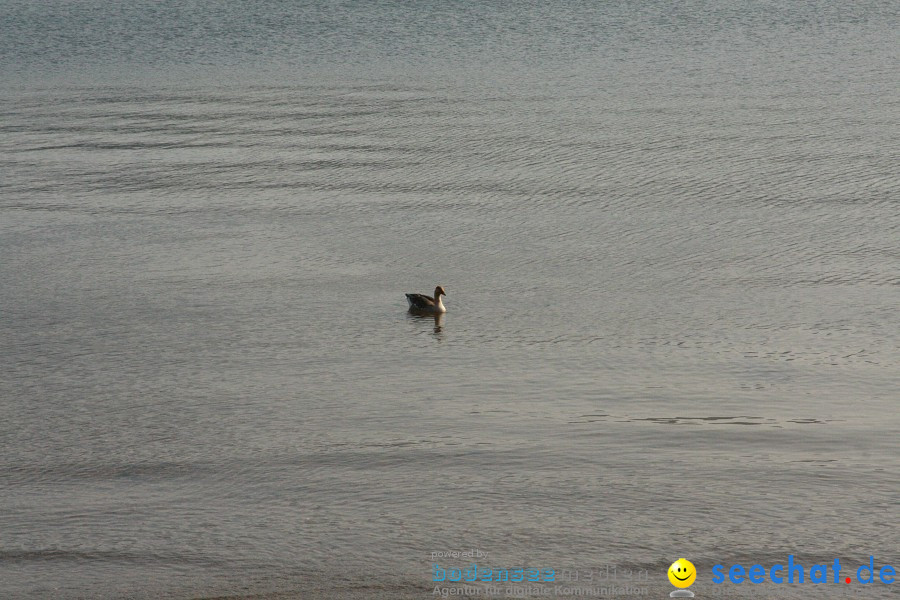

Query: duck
[{"left": 405, "top": 285, "right": 447, "bottom": 313}]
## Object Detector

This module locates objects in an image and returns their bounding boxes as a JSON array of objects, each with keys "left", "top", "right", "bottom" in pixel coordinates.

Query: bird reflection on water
[{"left": 407, "top": 311, "right": 444, "bottom": 336}]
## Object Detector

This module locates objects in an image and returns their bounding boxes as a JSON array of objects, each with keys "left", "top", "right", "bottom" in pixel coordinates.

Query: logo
[{"left": 668, "top": 559, "right": 696, "bottom": 598}]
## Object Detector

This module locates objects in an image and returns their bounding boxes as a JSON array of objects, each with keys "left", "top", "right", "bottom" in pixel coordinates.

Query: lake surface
[{"left": 1, "top": 1, "right": 898, "bottom": 598}]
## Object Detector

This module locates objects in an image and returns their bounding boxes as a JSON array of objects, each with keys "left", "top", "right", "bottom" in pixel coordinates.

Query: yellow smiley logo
[{"left": 668, "top": 558, "right": 697, "bottom": 588}]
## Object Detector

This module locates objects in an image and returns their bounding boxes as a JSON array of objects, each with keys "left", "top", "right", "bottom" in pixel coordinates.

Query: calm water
[{"left": 1, "top": 1, "right": 898, "bottom": 598}]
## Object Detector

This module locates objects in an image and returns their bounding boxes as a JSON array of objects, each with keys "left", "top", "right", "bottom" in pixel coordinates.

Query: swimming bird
[{"left": 405, "top": 285, "right": 447, "bottom": 313}]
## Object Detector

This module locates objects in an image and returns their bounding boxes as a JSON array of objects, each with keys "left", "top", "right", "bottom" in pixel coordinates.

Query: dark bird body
[{"left": 405, "top": 285, "right": 447, "bottom": 313}]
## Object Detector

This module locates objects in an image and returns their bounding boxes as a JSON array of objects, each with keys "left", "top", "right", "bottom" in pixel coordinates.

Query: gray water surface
[{"left": 1, "top": 1, "right": 898, "bottom": 598}]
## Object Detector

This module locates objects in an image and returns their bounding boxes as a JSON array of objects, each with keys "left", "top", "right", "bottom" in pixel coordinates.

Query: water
[{"left": 1, "top": 1, "right": 898, "bottom": 598}]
